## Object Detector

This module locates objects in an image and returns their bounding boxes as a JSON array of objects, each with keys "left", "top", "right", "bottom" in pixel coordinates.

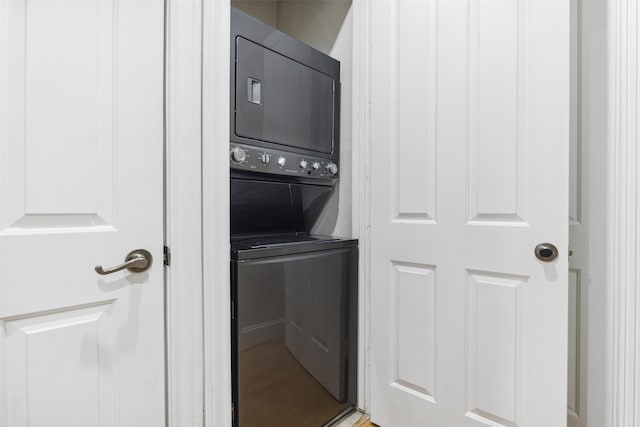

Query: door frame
[
  {"left": 165, "top": 0, "right": 231, "bottom": 425},
  {"left": 164, "top": 0, "right": 209, "bottom": 424},
  {"left": 609, "top": 0, "right": 640, "bottom": 425},
  {"left": 201, "top": 0, "right": 232, "bottom": 426},
  {"left": 350, "top": 0, "right": 371, "bottom": 413}
]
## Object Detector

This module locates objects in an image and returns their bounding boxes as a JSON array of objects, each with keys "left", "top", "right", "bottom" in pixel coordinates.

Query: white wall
[
  {"left": 277, "top": 2, "right": 351, "bottom": 55},
  {"left": 231, "top": 1, "right": 278, "bottom": 27}
]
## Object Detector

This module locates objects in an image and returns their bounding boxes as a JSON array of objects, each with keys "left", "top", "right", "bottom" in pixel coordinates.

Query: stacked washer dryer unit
[{"left": 229, "top": 8, "right": 358, "bottom": 427}]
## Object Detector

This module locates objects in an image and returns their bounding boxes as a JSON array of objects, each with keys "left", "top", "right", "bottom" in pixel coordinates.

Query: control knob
[
  {"left": 259, "top": 153, "right": 270, "bottom": 165},
  {"left": 230, "top": 147, "right": 246, "bottom": 164},
  {"left": 299, "top": 159, "right": 308, "bottom": 169},
  {"left": 277, "top": 157, "right": 286, "bottom": 167},
  {"left": 312, "top": 161, "right": 321, "bottom": 171},
  {"left": 326, "top": 162, "right": 338, "bottom": 175}
]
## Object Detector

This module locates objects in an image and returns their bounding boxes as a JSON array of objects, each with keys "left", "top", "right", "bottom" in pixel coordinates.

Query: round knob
[
  {"left": 534, "top": 243, "right": 559, "bottom": 262},
  {"left": 259, "top": 153, "right": 270, "bottom": 165},
  {"left": 326, "top": 163, "right": 338, "bottom": 175},
  {"left": 299, "top": 160, "right": 308, "bottom": 169},
  {"left": 230, "top": 147, "right": 246, "bottom": 164},
  {"left": 312, "top": 161, "right": 321, "bottom": 171},
  {"left": 277, "top": 157, "right": 286, "bottom": 167}
]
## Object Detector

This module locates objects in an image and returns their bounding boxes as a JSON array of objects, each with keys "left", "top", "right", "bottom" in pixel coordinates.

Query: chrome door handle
[
  {"left": 534, "top": 243, "right": 559, "bottom": 262},
  {"left": 95, "top": 249, "right": 153, "bottom": 275}
]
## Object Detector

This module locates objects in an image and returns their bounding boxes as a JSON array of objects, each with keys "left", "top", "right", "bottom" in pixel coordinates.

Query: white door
[
  {"left": 0, "top": 0, "right": 165, "bottom": 425},
  {"left": 369, "top": 0, "right": 570, "bottom": 426}
]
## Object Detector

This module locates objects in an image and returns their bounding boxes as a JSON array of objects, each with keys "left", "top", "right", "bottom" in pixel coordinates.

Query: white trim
[
  {"left": 610, "top": 0, "right": 640, "bottom": 426},
  {"left": 165, "top": 0, "right": 205, "bottom": 425},
  {"left": 202, "top": 0, "right": 231, "bottom": 426},
  {"left": 351, "top": 0, "right": 371, "bottom": 413}
]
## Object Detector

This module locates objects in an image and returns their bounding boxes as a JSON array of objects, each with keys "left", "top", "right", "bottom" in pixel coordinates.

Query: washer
[{"left": 231, "top": 234, "right": 358, "bottom": 427}]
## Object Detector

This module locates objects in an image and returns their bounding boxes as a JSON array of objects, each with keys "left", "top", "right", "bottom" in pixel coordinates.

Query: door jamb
[
  {"left": 164, "top": 0, "right": 208, "bottom": 424},
  {"left": 351, "top": 0, "right": 371, "bottom": 414},
  {"left": 165, "top": 0, "right": 231, "bottom": 425},
  {"left": 609, "top": 0, "right": 640, "bottom": 425},
  {"left": 201, "top": 0, "right": 232, "bottom": 426}
]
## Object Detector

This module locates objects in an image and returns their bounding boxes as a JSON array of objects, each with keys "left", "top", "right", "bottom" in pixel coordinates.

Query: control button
[
  {"left": 259, "top": 153, "right": 270, "bottom": 165},
  {"left": 277, "top": 157, "right": 286, "bottom": 167},
  {"left": 326, "top": 162, "right": 338, "bottom": 175},
  {"left": 299, "top": 160, "right": 308, "bottom": 169},
  {"left": 230, "top": 147, "right": 246, "bottom": 164},
  {"left": 312, "top": 161, "right": 321, "bottom": 171}
]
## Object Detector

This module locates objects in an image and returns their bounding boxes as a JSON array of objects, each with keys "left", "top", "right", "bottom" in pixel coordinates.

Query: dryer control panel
[{"left": 230, "top": 144, "right": 339, "bottom": 181}]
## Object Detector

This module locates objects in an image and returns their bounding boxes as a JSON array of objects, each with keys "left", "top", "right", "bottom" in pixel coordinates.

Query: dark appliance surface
[
  {"left": 230, "top": 7, "right": 356, "bottom": 427},
  {"left": 230, "top": 7, "right": 341, "bottom": 184},
  {"left": 230, "top": 178, "right": 335, "bottom": 237},
  {"left": 230, "top": 176, "right": 358, "bottom": 427},
  {"left": 231, "top": 234, "right": 358, "bottom": 427}
]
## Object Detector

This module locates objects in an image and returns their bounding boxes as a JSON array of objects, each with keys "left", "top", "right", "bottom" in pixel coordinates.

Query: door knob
[
  {"left": 95, "top": 249, "right": 153, "bottom": 275},
  {"left": 534, "top": 243, "right": 559, "bottom": 262}
]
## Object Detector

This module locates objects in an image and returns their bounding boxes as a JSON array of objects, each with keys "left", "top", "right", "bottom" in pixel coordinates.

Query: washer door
[{"left": 234, "top": 247, "right": 356, "bottom": 427}]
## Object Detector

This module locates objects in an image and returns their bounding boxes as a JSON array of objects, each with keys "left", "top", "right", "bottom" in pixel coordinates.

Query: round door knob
[
  {"left": 277, "top": 157, "right": 286, "bottom": 167},
  {"left": 326, "top": 163, "right": 338, "bottom": 175},
  {"left": 299, "top": 160, "right": 308, "bottom": 169},
  {"left": 230, "top": 147, "right": 246, "bottom": 164},
  {"left": 534, "top": 243, "right": 559, "bottom": 262}
]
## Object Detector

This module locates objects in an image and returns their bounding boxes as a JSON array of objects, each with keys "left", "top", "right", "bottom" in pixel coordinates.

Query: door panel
[
  {"left": 3, "top": 303, "right": 116, "bottom": 426},
  {"left": 0, "top": 0, "right": 165, "bottom": 424},
  {"left": 369, "top": 0, "right": 569, "bottom": 426},
  {"left": 391, "top": 262, "right": 436, "bottom": 401},
  {"left": 393, "top": 0, "right": 437, "bottom": 222},
  {"left": 2, "top": 0, "right": 116, "bottom": 234},
  {"left": 469, "top": 0, "right": 525, "bottom": 222},
  {"left": 466, "top": 272, "right": 527, "bottom": 426}
]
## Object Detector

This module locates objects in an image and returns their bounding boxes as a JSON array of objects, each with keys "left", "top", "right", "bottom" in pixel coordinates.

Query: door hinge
[{"left": 163, "top": 246, "right": 171, "bottom": 266}]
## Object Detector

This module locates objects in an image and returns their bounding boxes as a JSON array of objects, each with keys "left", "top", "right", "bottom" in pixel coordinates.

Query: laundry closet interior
[
  {"left": 231, "top": 0, "right": 355, "bottom": 240},
  {"left": 228, "top": 2, "right": 358, "bottom": 426}
]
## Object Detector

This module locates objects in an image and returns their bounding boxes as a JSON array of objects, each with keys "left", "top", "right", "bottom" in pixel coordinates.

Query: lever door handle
[{"left": 95, "top": 249, "right": 153, "bottom": 275}]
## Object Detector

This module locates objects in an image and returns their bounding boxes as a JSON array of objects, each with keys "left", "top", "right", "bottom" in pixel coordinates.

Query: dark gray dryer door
[{"left": 234, "top": 37, "right": 336, "bottom": 155}]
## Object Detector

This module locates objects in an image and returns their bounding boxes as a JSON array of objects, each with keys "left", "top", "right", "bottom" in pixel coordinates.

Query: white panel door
[
  {"left": 369, "top": 0, "right": 570, "bottom": 426},
  {"left": 0, "top": 0, "right": 165, "bottom": 425}
]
